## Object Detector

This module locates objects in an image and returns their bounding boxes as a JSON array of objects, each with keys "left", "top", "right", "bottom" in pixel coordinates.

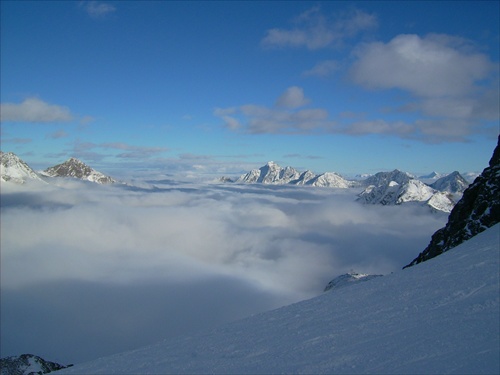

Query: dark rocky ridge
[
  {"left": 0, "top": 353, "right": 70, "bottom": 375},
  {"left": 404, "top": 135, "right": 500, "bottom": 268}
]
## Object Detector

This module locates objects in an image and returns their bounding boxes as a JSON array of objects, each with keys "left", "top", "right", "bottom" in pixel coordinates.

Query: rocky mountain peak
[
  {"left": 404, "top": 135, "right": 500, "bottom": 268},
  {"left": 42, "top": 158, "right": 115, "bottom": 184}
]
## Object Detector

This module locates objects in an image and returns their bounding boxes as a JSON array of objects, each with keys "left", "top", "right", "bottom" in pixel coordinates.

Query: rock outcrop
[{"left": 404, "top": 135, "right": 500, "bottom": 268}]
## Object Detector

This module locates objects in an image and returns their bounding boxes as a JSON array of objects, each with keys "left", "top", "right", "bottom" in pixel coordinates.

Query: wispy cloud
[
  {"left": 47, "top": 130, "right": 69, "bottom": 139},
  {"left": 80, "top": 1, "right": 116, "bottom": 19},
  {"left": 0, "top": 98, "right": 73, "bottom": 123},
  {"left": 100, "top": 142, "right": 169, "bottom": 159},
  {"left": 261, "top": 7, "right": 377, "bottom": 50},
  {"left": 215, "top": 86, "right": 334, "bottom": 134},
  {"left": 1, "top": 137, "right": 32, "bottom": 144},
  {"left": 303, "top": 60, "right": 339, "bottom": 77}
]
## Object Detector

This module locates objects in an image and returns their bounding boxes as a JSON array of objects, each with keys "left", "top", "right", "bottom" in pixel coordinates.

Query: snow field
[{"left": 60, "top": 224, "right": 499, "bottom": 374}]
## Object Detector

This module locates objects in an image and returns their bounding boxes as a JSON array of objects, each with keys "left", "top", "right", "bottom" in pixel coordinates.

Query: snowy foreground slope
[{"left": 60, "top": 224, "right": 499, "bottom": 375}]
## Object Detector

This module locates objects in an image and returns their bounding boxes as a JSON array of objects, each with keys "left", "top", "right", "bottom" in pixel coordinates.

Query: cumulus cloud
[
  {"left": 343, "top": 33, "right": 499, "bottom": 142},
  {"left": 262, "top": 7, "right": 377, "bottom": 50},
  {"left": 0, "top": 98, "right": 73, "bottom": 123},
  {"left": 0, "top": 181, "right": 447, "bottom": 363},
  {"left": 275, "top": 86, "right": 310, "bottom": 108},
  {"left": 351, "top": 34, "right": 494, "bottom": 98},
  {"left": 80, "top": 1, "right": 116, "bottom": 18}
]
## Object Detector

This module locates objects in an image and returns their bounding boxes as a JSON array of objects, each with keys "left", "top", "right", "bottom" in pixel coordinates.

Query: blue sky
[{"left": 1, "top": 1, "right": 499, "bottom": 178}]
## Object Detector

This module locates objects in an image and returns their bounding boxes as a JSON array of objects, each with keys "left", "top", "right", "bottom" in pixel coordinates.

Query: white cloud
[
  {"left": 81, "top": 1, "right": 116, "bottom": 18},
  {"left": 350, "top": 34, "right": 494, "bottom": 98},
  {"left": 262, "top": 7, "right": 377, "bottom": 50},
  {"left": 344, "top": 33, "right": 499, "bottom": 142},
  {"left": 0, "top": 97, "right": 73, "bottom": 123}
]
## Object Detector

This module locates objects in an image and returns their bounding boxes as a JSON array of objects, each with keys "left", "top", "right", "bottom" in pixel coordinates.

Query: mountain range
[
  {"left": 356, "top": 169, "right": 456, "bottom": 212},
  {"left": 0, "top": 153, "right": 115, "bottom": 185},
  {"left": 235, "top": 161, "right": 360, "bottom": 188},
  {"left": 0, "top": 152, "right": 474, "bottom": 213},
  {"left": 232, "top": 162, "right": 468, "bottom": 212},
  {"left": 1, "top": 137, "right": 499, "bottom": 374}
]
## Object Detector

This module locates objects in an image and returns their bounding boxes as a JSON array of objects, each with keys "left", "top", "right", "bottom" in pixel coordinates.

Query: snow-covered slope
[
  {"left": 306, "top": 172, "right": 357, "bottom": 188},
  {"left": 430, "top": 171, "right": 469, "bottom": 195},
  {"left": 59, "top": 224, "right": 499, "bottom": 375},
  {"left": 0, "top": 151, "right": 45, "bottom": 184},
  {"left": 0, "top": 353, "right": 70, "bottom": 375},
  {"left": 357, "top": 169, "right": 455, "bottom": 212},
  {"left": 236, "top": 161, "right": 356, "bottom": 188},
  {"left": 41, "top": 158, "right": 115, "bottom": 184}
]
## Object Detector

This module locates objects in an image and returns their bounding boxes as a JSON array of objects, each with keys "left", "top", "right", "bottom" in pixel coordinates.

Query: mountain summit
[
  {"left": 42, "top": 158, "right": 115, "bottom": 184},
  {"left": 357, "top": 169, "right": 455, "bottom": 212},
  {"left": 404, "top": 135, "right": 500, "bottom": 268},
  {"left": 0, "top": 151, "right": 45, "bottom": 184}
]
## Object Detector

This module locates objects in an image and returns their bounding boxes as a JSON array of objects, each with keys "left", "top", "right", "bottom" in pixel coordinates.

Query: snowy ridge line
[{"left": 59, "top": 224, "right": 499, "bottom": 374}]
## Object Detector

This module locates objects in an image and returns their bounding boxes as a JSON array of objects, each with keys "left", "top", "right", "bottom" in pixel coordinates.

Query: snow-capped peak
[
  {"left": 236, "top": 162, "right": 357, "bottom": 188},
  {"left": 0, "top": 151, "right": 45, "bottom": 184},
  {"left": 358, "top": 171, "right": 455, "bottom": 212},
  {"left": 430, "top": 171, "right": 469, "bottom": 194}
]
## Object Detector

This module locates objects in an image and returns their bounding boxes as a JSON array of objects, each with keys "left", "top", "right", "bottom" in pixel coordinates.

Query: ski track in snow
[{"left": 60, "top": 224, "right": 500, "bottom": 374}]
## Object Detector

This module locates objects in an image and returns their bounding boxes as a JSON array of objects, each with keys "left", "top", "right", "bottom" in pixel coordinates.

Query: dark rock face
[
  {"left": 0, "top": 353, "right": 70, "bottom": 375},
  {"left": 404, "top": 136, "right": 500, "bottom": 268}
]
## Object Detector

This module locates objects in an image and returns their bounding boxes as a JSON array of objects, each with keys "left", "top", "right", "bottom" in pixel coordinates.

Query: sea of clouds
[{"left": 0, "top": 179, "right": 447, "bottom": 364}]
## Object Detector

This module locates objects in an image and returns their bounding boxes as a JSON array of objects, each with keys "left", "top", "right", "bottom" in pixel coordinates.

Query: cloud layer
[{"left": 0, "top": 180, "right": 447, "bottom": 363}]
